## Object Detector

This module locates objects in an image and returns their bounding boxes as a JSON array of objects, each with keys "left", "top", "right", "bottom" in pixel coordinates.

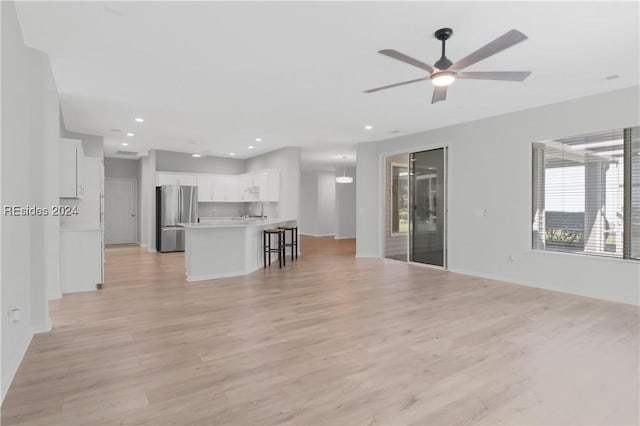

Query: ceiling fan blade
[
  {"left": 364, "top": 77, "right": 429, "bottom": 93},
  {"left": 379, "top": 49, "right": 435, "bottom": 74},
  {"left": 431, "top": 86, "right": 447, "bottom": 104},
  {"left": 449, "top": 29, "right": 528, "bottom": 72},
  {"left": 456, "top": 71, "right": 531, "bottom": 81}
]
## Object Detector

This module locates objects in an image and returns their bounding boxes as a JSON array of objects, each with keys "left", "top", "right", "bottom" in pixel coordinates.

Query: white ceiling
[{"left": 15, "top": 1, "right": 639, "bottom": 168}]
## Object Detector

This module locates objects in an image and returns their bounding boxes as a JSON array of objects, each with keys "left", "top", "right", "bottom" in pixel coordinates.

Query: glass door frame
[
  {"left": 408, "top": 147, "right": 448, "bottom": 269},
  {"left": 378, "top": 144, "right": 448, "bottom": 270}
]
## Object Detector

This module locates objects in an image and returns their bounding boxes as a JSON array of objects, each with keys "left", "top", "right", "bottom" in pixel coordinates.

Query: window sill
[{"left": 530, "top": 248, "right": 639, "bottom": 264}]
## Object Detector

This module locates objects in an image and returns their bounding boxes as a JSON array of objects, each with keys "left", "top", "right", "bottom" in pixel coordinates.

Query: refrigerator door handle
[{"left": 178, "top": 187, "right": 183, "bottom": 224}]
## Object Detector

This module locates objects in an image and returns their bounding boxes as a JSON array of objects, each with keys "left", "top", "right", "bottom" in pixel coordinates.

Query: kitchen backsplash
[
  {"left": 198, "top": 202, "right": 245, "bottom": 218},
  {"left": 198, "top": 201, "right": 279, "bottom": 219}
]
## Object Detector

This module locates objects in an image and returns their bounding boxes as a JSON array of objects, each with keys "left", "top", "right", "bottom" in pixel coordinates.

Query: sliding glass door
[{"left": 409, "top": 148, "right": 446, "bottom": 267}]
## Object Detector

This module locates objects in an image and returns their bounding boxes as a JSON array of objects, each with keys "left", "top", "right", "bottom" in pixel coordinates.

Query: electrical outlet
[
  {"left": 8, "top": 308, "right": 20, "bottom": 323},
  {"left": 509, "top": 254, "right": 517, "bottom": 262}
]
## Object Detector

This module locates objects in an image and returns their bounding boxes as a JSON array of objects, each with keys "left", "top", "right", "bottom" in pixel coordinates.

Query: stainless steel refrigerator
[{"left": 156, "top": 185, "right": 198, "bottom": 252}]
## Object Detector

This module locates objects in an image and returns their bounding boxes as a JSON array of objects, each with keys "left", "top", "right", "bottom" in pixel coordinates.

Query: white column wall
[{"left": 1, "top": 0, "right": 59, "bottom": 401}]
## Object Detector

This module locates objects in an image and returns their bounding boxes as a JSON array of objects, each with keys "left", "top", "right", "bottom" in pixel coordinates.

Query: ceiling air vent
[{"left": 116, "top": 150, "right": 138, "bottom": 156}]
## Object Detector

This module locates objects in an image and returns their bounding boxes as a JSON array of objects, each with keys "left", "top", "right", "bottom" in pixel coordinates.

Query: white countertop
[{"left": 180, "top": 218, "right": 296, "bottom": 229}]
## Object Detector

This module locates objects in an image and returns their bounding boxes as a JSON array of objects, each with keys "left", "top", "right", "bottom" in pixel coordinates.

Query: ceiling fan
[{"left": 364, "top": 28, "right": 531, "bottom": 104}]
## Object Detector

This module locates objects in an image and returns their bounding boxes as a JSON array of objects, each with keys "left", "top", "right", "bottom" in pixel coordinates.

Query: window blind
[
  {"left": 629, "top": 127, "right": 640, "bottom": 259},
  {"left": 532, "top": 129, "right": 626, "bottom": 257}
]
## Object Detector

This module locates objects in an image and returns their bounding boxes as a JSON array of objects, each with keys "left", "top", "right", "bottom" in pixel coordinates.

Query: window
[
  {"left": 391, "top": 164, "right": 409, "bottom": 234},
  {"left": 532, "top": 127, "right": 639, "bottom": 259}
]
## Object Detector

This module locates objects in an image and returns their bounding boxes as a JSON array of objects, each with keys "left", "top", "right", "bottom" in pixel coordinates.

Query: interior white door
[{"left": 105, "top": 179, "right": 136, "bottom": 244}]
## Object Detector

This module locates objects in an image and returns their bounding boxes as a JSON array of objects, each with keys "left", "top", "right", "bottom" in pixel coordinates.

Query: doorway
[
  {"left": 105, "top": 178, "right": 137, "bottom": 244},
  {"left": 383, "top": 147, "right": 447, "bottom": 268},
  {"left": 409, "top": 148, "right": 446, "bottom": 267}
]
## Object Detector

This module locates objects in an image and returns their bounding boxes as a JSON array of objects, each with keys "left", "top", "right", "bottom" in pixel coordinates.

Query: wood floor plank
[{"left": 1, "top": 236, "right": 638, "bottom": 425}]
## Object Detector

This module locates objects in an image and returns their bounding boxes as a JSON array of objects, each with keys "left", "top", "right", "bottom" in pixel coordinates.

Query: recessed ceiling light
[
  {"left": 248, "top": 146, "right": 255, "bottom": 149},
  {"left": 364, "top": 125, "right": 373, "bottom": 130},
  {"left": 255, "top": 138, "right": 262, "bottom": 142},
  {"left": 126, "top": 132, "right": 135, "bottom": 137},
  {"left": 121, "top": 142, "right": 128, "bottom": 146},
  {"left": 229, "top": 152, "right": 236, "bottom": 156},
  {"left": 192, "top": 153, "right": 202, "bottom": 158},
  {"left": 134, "top": 117, "right": 144, "bottom": 122}
]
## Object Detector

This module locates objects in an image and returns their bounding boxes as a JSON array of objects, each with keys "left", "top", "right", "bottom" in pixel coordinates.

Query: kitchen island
[{"left": 180, "top": 218, "right": 297, "bottom": 281}]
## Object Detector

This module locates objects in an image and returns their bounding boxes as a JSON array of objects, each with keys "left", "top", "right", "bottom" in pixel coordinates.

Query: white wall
[
  {"left": 335, "top": 166, "right": 356, "bottom": 239},
  {"left": 317, "top": 171, "right": 336, "bottom": 236},
  {"left": 299, "top": 170, "right": 337, "bottom": 236},
  {"left": 356, "top": 142, "right": 379, "bottom": 257},
  {"left": 299, "top": 167, "right": 356, "bottom": 239},
  {"left": 139, "top": 151, "right": 157, "bottom": 251},
  {"left": 356, "top": 86, "right": 640, "bottom": 305},
  {"left": 105, "top": 157, "right": 139, "bottom": 180},
  {"left": 299, "top": 171, "right": 319, "bottom": 234},
  {"left": 1, "top": 0, "right": 58, "bottom": 401},
  {"left": 244, "top": 147, "right": 301, "bottom": 221},
  {"left": 156, "top": 150, "right": 244, "bottom": 174}
]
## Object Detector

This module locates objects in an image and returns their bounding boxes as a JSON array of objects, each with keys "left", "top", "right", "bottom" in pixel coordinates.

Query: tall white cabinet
[
  {"left": 59, "top": 140, "right": 104, "bottom": 294},
  {"left": 59, "top": 138, "right": 85, "bottom": 198}
]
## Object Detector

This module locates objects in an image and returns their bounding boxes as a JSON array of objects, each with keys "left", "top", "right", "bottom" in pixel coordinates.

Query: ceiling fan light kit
[
  {"left": 365, "top": 27, "right": 531, "bottom": 103},
  {"left": 431, "top": 71, "right": 456, "bottom": 87}
]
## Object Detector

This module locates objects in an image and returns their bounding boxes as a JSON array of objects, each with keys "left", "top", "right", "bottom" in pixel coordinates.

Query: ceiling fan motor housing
[{"left": 434, "top": 28, "right": 454, "bottom": 70}]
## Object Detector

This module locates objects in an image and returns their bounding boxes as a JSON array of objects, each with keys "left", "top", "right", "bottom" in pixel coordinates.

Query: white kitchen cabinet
[
  {"left": 59, "top": 138, "right": 85, "bottom": 198},
  {"left": 156, "top": 173, "right": 198, "bottom": 187},
  {"left": 239, "top": 170, "right": 280, "bottom": 202},
  {"left": 258, "top": 169, "right": 280, "bottom": 201},
  {"left": 60, "top": 228, "right": 102, "bottom": 294},
  {"left": 196, "top": 175, "right": 214, "bottom": 202},
  {"left": 240, "top": 173, "right": 258, "bottom": 201},
  {"left": 212, "top": 175, "right": 241, "bottom": 202}
]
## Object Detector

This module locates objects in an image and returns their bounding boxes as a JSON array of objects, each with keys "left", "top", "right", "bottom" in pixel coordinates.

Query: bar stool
[
  {"left": 279, "top": 225, "right": 298, "bottom": 261},
  {"left": 263, "top": 229, "right": 285, "bottom": 268}
]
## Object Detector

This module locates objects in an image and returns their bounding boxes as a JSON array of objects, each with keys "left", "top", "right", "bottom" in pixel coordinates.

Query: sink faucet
[{"left": 260, "top": 201, "right": 265, "bottom": 219}]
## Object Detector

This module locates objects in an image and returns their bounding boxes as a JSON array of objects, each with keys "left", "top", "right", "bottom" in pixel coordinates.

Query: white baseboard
[
  {"left": 48, "top": 292, "right": 62, "bottom": 301},
  {"left": 187, "top": 270, "right": 247, "bottom": 282},
  {"left": 334, "top": 235, "right": 355, "bottom": 240},
  {"left": 355, "top": 253, "right": 379, "bottom": 258},
  {"left": 32, "top": 318, "right": 53, "bottom": 334},
  {"left": 300, "top": 233, "right": 334, "bottom": 237}
]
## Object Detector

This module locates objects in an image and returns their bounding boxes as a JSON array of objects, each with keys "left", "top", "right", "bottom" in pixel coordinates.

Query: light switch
[{"left": 8, "top": 308, "right": 20, "bottom": 323}]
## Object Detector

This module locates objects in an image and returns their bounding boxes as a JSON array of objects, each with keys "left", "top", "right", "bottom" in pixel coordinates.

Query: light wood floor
[{"left": 2, "top": 236, "right": 638, "bottom": 425}]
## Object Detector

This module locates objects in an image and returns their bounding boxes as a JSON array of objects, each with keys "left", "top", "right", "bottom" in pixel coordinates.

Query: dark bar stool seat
[
  {"left": 279, "top": 225, "right": 298, "bottom": 261},
  {"left": 263, "top": 229, "right": 285, "bottom": 268}
]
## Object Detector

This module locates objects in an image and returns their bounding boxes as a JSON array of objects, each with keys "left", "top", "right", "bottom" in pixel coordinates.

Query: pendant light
[{"left": 336, "top": 156, "right": 353, "bottom": 184}]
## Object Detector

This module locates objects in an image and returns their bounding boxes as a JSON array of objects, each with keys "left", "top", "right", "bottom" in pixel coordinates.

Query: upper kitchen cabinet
[
  {"left": 212, "top": 175, "right": 241, "bottom": 202},
  {"left": 239, "top": 170, "right": 280, "bottom": 202},
  {"left": 196, "top": 175, "right": 214, "bottom": 202},
  {"left": 60, "top": 138, "right": 85, "bottom": 198},
  {"left": 257, "top": 169, "right": 280, "bottom": 202},
  {"left": 157, "top": 173, "right": 198, "bottom": 187}
]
